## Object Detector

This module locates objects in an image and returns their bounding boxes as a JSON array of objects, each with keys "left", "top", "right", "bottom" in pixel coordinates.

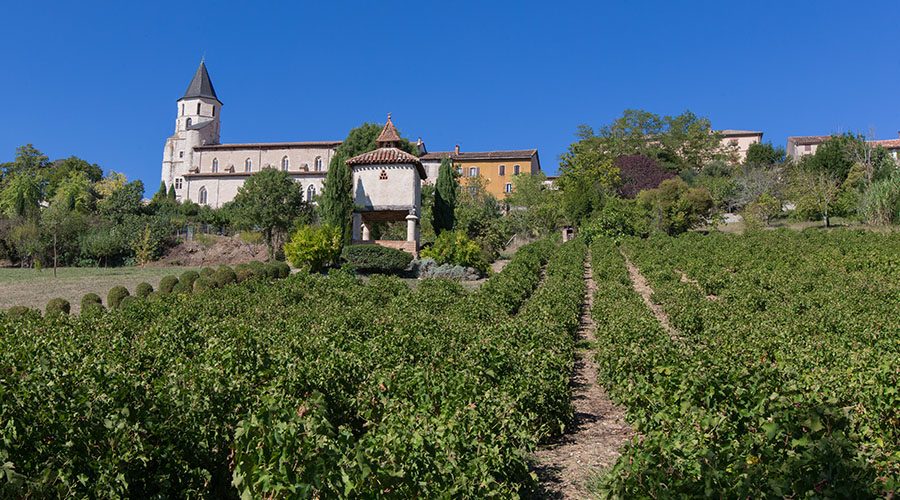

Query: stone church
[{"left": 161, "top": 61, "right": 340, "bottom": 208}]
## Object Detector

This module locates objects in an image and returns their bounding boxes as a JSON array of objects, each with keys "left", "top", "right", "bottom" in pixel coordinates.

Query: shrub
[
  {"left": 342, "top": 244, "right": 413, "bottom": 274},
  {"left": 581, "top": 198, "right": 650, "bottom": 243},
  {"left": 415, "top": 258, "right": 481, "bottom": 280},
  {"left": 45, "top": 298, "right": 71, "bottom": 316},
  {"left": 283, "top": 224, "right": 342, "bottom": 272},
  {"left": 213, "top": 266, "right": 237, "bottom": 287},
  {"left": 6, "top": 305, "right": 37, "bottom": 319},
  {"left": 248, "top": 260, "right": 268, "bottom": 276},
  {"left": 81, "top": 293, "right": 103, "bottom": 309},
  {"left": 119, "top": 296, "right": 138, "bottom": 309},
  {"left": 135, "top": 282, "right": 154, "bottom": 298},
  {"left": 159, "top": 275, "right": 179, "bottom": 295},
  {"left": 179, "top": 270, "right": 200, "bottom": 289},
  {"left": 193, "top": 277, "right": 214, "bottom": 293},
  {"left": 172, "top": 281, "right": 192, "bottom": 295},
  {"left": 860, "top": 174, "right": 900, "bottom": 225},
  {"left": 263, "top": 262, "right": 280, "bottom": 279},
  {"left": 273, "top": 261, "right": 291, "bottom": 278},
  {"left": 420, "top": 230, "right": 489, "bottom": 275},
  {"left": 636, "top": 178, "right": 713, "bottom": 235},
  {"left": 200, "top": 267, "right": 216, "bottom": 279},
  {"left": 234, "top": 263, "right": 255, "bottom": 282},
  {"left": 107, "top": 286, "right": 130, "bottom": 309}
]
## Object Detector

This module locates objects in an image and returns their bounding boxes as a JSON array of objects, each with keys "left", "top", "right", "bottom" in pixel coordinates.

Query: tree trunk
[{"left": 53, "top": 232, "right": 58, "bottom": 278}]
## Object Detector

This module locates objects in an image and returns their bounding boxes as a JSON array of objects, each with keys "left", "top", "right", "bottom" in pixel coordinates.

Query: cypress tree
[
  {"left": 151, "top": 181, "right": 167, "bottom": 204},
  {"left": 167, "top": 184, "right": 176, "bottom": 200},
  {"left": 432, "top": 156, "right": 457, "bottom": 234},
  {"left": 319, "top": 152, "right": 354, "bottom": 243}
]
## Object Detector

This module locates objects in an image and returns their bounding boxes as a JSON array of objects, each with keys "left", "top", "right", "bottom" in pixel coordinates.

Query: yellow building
[{"left": 420, "top": 146, "right": 541, "bottom": 198}]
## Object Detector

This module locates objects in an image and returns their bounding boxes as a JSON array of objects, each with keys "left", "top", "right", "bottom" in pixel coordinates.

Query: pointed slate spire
[
  {"left": 180, "top": 60, "right": 220, "bottom": 102},
  {"left": 376, "top": 113, "right": 402, "bottom": 147}
]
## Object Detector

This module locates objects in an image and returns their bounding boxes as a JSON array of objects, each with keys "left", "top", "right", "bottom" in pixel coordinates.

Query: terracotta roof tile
[
  {"left": 346, "top": 147, "right": 426, "bottom": 178},
  {"left": 869, "top": 138, "right": 900, "bottom": 149},
  {"left": 376, "top": 114, "right": 402, "bottom": 145},
  {"left": 420, "top": 149, "right": 537, "bottom": 161},
  {"left": 787, "top": 135, "right": 832, "bottom": 146}
]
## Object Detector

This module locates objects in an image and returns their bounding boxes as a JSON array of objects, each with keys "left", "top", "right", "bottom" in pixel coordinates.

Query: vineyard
[
  {"left": 0, "top": 239, "right": 586, "bottom": 497},
  {"left": 591, "top": 230, "right": 899, "bottom": 497},
  {"left": 2, "top": 229, "right": 898, "bottom": 497}
]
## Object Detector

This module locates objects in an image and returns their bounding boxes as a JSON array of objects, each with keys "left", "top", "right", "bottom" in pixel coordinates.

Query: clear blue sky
[{"left": 2, "top": 1, "right": 899, "bottom": 193}]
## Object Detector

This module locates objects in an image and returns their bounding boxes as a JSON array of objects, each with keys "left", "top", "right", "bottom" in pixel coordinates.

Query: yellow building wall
[{"left": 455, "top": 158, "right": 536, "bottom": 198}]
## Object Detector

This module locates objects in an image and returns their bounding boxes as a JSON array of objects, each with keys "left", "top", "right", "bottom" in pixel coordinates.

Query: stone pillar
[
  {"left": 405, "top": 212, "right": 419, "bottom": 244},
  {"left": 361, "top": 222, "right": 371, "bottom": 242},
  {"left": 352, "top": 213, "right": 362, "bottom": 241}
]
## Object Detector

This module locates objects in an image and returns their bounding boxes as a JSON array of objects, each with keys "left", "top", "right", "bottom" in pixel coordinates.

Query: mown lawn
[{"left": 0, "top": 266, "right": 198, "bottom": 313}]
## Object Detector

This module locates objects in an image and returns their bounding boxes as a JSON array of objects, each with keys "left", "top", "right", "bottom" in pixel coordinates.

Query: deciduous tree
[{"left": 231, "top": 168, "right": 306, "bottom": 259}]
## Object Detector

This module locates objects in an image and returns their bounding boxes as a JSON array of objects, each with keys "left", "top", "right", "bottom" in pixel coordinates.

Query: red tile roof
[
  {"left": 376, "top": 114, "right": 403, "bottom": 145},
  {"left": 346, "top": 147, "right": 426, "bottom": 178},
  {"left": 787, "top": 135, "right": 831, "bottom": 146},
  {"left": 420, "top": 149, "right": 537, "bottom": 161},
  {"left": 869, "top": 138, "right": 900, "bottom": 149}
]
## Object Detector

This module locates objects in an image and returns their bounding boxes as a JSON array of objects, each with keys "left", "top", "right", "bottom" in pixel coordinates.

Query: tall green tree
[
  {"left": 43, "top": 156, "right": 103, "bottom": 198},
  {"left": 231, "top": 168, "right": 307, "bottom": 259},
  {"left": 52, "top": 172, "right": 93, "bottom": 213},
  {"left": 432, "top": 156, "right": 457, "bottom": 235},
  {"left": 0, "top": 174, "right": 42, "bottom": 218},
  {"left": 1, "top": 144, "right": 50, "bottom": 182},
  {"left": 168, "top": 184, "right": 177, "bottom": 200},
  {"left": 152, "top": 181, "right": 168, "bottom": 204}
]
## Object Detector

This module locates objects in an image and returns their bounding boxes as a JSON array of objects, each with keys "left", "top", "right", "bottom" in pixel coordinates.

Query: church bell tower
[{"left": 161, "top": 60, "right": 222, "bottom": 200}]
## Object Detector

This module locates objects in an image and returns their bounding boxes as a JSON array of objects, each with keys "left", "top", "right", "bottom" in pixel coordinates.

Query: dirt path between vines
[
  {"left": 532, "top": 255, "right": 633, "bottom": 499},
  {"left": 620, "top": 253, "right": 683, "bottom": 343}
]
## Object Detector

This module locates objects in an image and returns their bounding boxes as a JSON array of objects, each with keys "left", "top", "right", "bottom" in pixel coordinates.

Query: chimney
[{"left": 454, "top": 144, "right": 460, "bottom": 154}]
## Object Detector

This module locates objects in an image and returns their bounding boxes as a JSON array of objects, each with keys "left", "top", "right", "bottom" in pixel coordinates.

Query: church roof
[
  {"left": 346, "top": 147, "right": 426, "bottom": 179},
  {"left": 180, "top": 61, "right": 220, "bottom": 103},
  {"left": 376, "top": 114, "right": 403, "bottom": 145}
]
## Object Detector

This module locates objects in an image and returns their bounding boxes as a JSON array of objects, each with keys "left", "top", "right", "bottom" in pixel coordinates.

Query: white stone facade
[{"left": 161, "top": 63, "right": 339, "bottom": 207}]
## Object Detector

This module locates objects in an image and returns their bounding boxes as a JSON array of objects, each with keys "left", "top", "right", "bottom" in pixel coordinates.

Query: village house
[
  {"left": 717, "top": 130, "right": 763, "bottom": 162},
  {"left": 420, "top": 147, "right": 542, "bottom": 198}
]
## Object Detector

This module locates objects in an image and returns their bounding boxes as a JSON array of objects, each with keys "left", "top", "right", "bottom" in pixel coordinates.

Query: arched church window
[
  {"left": 186, "top": 118, "right": 192, "bottom": 128},
  {"left": 197, "top": 102, "right": 201, "bottom": 114},
  {"left": 212, "top": 106, "right": 216, "bottom": 117},
  {"left": 379, "top": 169, "right": 388, "bottom": 180},
  {"left": 198, "top": 187, "right": 208, "bottom": 205},
  {"left": 212, "top": 158, "right": 219, "bottom": 173},
  {"left": 282, "top": 156, "right": 290, "bottom": 171},
  {"left": 245, "top": 158, "right": 252, "bottom": 172},
  {"left": 307, "top": 185, "right": 316, "bottom": 200},
  {"left": 315, "top": 156, "right": 323, "bottom": 171}
]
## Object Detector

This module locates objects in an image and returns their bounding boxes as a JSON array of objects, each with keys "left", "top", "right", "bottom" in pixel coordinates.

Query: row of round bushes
[{"left": 5, "top": 261, "right": 291, "bottom": 319}]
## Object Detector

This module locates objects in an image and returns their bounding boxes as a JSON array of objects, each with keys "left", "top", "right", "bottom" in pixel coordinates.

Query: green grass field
[{"left": 0, "top": 266, "right": 198, "bottom": 313}]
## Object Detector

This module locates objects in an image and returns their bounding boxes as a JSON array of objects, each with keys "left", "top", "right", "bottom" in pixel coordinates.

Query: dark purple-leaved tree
[{"left": 615, "top": 154, "right": 676, "bottom": 198}]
